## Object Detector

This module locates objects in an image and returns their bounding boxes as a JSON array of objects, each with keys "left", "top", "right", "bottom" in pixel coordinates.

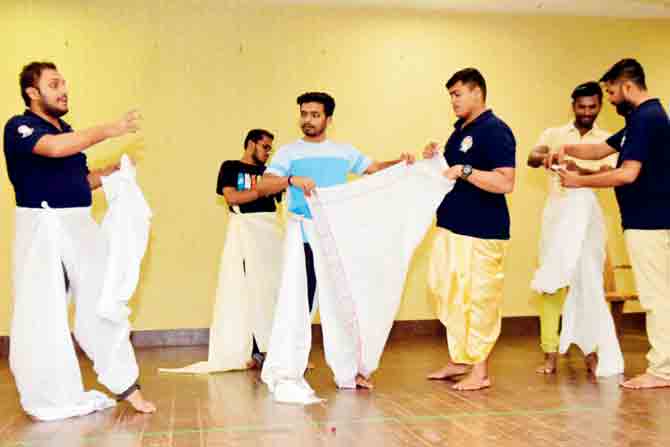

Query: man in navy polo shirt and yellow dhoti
[
  {"left": 553, "top": 59, "right": 670, "bottom": 390},
  {"left": 2, "top": 61, "right": 155, "bottom": 420},
  {"left": 424, "top": 68, "right": 516, "bottom": 391}
]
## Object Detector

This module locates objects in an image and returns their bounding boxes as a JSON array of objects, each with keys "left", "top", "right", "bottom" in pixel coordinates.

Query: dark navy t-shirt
[
  {"left": 436, "top": 110, "right": 516, "bottom": 240},
  {"left": 606, "top": 98, "right": 670, "bottom": 230},
  {"left": 3, "top": 110, "right": 91, "bottom": 208}
]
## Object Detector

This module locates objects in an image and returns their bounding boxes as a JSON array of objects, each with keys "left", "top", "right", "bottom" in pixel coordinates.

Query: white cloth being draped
[
  {"left": 9, "top": 155, "right": 150, "bottom": 421},
  {"left": 159, "top": 211, "right": 282, "bottom": 374},
  {"left": 98, "top": 154, "right": 152, "bottom": 323},
  {"left": 261, "top": 157, "right": 454, "bottom": 404},
  {"left": 530, "top": 187, "right": 624, "bottom": 377}
]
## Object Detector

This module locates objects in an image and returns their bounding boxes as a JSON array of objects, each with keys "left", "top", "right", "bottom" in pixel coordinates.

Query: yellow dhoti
[{"left": 429, "top": 228, "right": 508, "bottom": 365}]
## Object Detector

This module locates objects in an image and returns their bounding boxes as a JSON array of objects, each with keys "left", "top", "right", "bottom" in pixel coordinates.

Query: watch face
[{"left": 463, "top": 165, "right": 472, "bottom": 175}]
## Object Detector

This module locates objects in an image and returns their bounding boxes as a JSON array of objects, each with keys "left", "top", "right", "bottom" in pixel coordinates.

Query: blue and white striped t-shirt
[{"left": 266, "top": 139, "right": 372, "bottom": 219}]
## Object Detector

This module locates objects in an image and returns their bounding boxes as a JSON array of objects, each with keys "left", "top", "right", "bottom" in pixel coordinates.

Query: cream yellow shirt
[{"left": 536, "top": 122, "right": 615, "bottom": 195}]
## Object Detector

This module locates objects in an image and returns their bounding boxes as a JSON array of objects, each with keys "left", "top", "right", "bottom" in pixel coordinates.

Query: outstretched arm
[
  {"left": 34, "top": 110, "right": 141, "bottom": 158},
  {"left": 364, "top": 152, "right": 415, "bottom": 174},
  {"left": 558, "top": 160, "right": 641, "bottom": 188},
  {"left": 545, "top": 142, "right": 617, "bottom": 167}
]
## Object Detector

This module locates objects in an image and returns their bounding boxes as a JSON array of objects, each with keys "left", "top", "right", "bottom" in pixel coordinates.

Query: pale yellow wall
[{"left": 1, "top": 1, "right": 668, "bottom": 334}]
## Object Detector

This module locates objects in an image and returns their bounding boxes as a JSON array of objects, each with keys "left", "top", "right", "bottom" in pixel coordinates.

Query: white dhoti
[
  {"left": 9, "top": 156, "right": 151, "bottom": 421},
  {"left": 160, "top": 211, "right": 282, "bottom": 374},
  {"left": 530, "top": 188, "right": 624, "bottom": 377},
  {"left": 261, "top": 157, "right": 453, "bottom": 403}
]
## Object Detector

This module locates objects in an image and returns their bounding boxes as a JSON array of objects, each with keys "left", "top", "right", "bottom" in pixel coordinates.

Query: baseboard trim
[{"left": 0, "top": 314, "right": 646, "bottom": 357}]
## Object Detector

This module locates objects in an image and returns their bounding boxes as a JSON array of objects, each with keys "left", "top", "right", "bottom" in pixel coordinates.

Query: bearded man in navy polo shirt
[
  {"left": 2, "top": 61, "right": 155, "bottom": 419},
  {"left": 553, "top": 59, "right": 670, "bottom": 390},
  {"left": 424, "top": 68, "right": 516, "bottom": 391}
]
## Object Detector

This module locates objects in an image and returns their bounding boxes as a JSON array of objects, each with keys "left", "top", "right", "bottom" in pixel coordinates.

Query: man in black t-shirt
[
  {"left": 217, "top": 129, "right": 280, "bottom": 367},
  {"left": 163, "top": 129, "right": 285, "bottom": 375},
  {"left": 216, "top": 131, "right": 280, "bottom": 214},
  {"left": 551, "top": 59, "right": 670, "bottom": 390}
]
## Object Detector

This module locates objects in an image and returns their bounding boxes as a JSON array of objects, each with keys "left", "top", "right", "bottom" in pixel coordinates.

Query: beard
[
  {"left": 575, "top": 116, "right": 595, "bottom": 129},
  {"left": 301, "top": 124, "right": 324, "bottom": 138},
  {"left": 252, "top": 152, "right": 265, "bottom": 166},
  {"left": 38, "top": 89, "right": 68, "bottom": 118},
  {"left": 42, "top": 100, "right": 68, "bottom": 118},
  {"left": 615, "top": 100, "right": 634, "bottom": 117}
]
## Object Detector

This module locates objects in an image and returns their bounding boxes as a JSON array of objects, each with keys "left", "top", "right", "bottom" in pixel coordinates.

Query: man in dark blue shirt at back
[{"left": 552, "top": 58, "right": 670, "bottom": 390}]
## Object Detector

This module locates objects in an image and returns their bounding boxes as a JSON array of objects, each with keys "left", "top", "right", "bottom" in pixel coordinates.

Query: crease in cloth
[
  {"left": 159, "top": 211, "right": 283, "bottom": 374},
  {"left": 530, "top": 188, "right": 624, "bottom": 377}
]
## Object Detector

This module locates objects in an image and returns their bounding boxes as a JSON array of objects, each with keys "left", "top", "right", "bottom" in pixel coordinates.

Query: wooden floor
[{"left": 1, "top": 332, "right": 669, "bottom": 447}]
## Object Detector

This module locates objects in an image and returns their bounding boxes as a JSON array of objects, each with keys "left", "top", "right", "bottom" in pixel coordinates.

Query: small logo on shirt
[
  {"left": 460, "top": 136, "right": 473, "bottom": 153},
  {"left": 17, "top": 125, "right": 34, "bottom": 138}
]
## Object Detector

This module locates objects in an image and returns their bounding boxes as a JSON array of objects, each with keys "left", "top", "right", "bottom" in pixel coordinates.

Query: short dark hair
[
  {"left": 446, "top": 68, "right": 487, "bottom": 101},
  {"left": 296, "top": 92, "right": 336, "bottom": 117},
  {"left": 571, "top": 81, "right": 603, "bottom": 103},
  {"left": 20, "top": 61, "right": 57, "bottom": 107},
  {"left": 599, "top": 58, "right": 647, "bottom": 90},
  {"left": 243, "top": 128, "right": 274, "bottom": 148}
]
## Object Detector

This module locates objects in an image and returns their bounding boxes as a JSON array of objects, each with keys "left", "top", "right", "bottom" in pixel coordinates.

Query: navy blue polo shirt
[
  {"left": 436, "top": 110, "right": 516, "bottom": 240},
  {"left": 606, "top": 98, "right": 670, "bottom": 230},
  {"left": 3, "top": 110, "right": 91, "bottom": 208}
]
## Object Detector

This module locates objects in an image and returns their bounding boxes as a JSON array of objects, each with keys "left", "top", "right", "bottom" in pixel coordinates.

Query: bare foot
[
  {"left": 355, "top": 374, "right": 374, "bottom": 390},
  {"left": 126, "top": 389, "right": 156, "bottom": 413},
  {"left": 585, "top": 352, "right": 598, "bottom": 375},
  {"left": 246, "top": 359, "right": 259, "bottom": 370},
  {"left": 427, "top": 362, "right": 469, "bottom": 380},
  {"left": 535, "top": 352, "right": 558, "bottom": 375},
  {"left": 621, "top": 373, "right": 670, "bottom": 390},
  {"left": 452, "top": 371, "right": 491, "bottom": 391}
]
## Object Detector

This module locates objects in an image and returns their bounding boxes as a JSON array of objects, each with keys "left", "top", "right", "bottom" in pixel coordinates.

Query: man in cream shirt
[{"left": 528, "top": 81, "right": 617, "bottom": 375}]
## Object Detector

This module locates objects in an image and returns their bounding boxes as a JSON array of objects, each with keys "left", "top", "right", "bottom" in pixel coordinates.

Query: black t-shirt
[
  {"left": 3, "top": 110, "right": 91, "bottom": 208},
  {"left": 436, "top": 110, "right": 516, "bottom": 240},
  {"left": 216, "top": 160, "right": 279, "bottom": 213},
  {"left": 606, "top": 98, "right": 670, "bottom": 230}
]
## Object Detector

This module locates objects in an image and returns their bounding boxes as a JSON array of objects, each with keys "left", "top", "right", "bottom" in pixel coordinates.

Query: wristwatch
[{"left": 460, "top": 164, "right": 473, "bottom": 180}]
